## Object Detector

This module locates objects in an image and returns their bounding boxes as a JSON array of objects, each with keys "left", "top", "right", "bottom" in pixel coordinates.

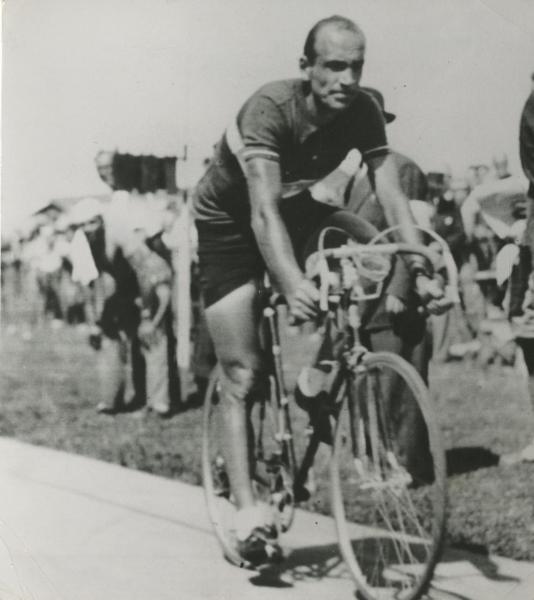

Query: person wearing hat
[
  {"left": 361, "top": 87, "right": 428, "bottom": 201},
  {"left": 344, "top": 86, "right": 438, "bottom": 483}
]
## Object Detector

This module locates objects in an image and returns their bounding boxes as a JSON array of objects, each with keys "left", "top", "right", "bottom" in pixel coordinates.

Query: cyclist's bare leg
[{"left": 205, "top": 280, "right": 264, "bottom": 514}]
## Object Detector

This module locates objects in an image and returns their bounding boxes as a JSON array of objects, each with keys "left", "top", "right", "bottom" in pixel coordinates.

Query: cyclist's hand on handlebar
[
  {"left": 415, "top": 275, "right": 453, "bottom": 316},
  {"left": 287, "top": 278, "right": 320, "bottom": 323}
]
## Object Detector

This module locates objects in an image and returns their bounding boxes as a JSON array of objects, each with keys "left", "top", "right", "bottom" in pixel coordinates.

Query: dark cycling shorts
[{"left": 195, "top": 193, "right": 338, "bottom": 308}]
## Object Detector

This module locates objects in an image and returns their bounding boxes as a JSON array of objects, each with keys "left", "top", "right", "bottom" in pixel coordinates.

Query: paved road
[{"left": 0, "top": 438, "right": 532, "bottom": 600}]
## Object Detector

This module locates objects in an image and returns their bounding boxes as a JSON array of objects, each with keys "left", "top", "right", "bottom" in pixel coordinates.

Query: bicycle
[{"left": 202, "top": 212, "right": 458, "bottom": 600}]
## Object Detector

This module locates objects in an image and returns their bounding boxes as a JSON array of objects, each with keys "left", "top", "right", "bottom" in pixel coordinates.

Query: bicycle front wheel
[{"left": 330, "top": 351, "right": 446, "bottom": 600}]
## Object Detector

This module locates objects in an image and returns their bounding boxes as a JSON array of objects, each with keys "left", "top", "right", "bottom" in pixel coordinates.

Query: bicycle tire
[
  {"left": 202, "top": 367, "right": 296, "bottom": 568},
  {"left": 330, "top": 351, "right": 446, "bottom": 600},
  {"left": 201, "top": 367, "right": 244, "bottom": 566},
  {"left": 301, "top": 210, "right": 379, "bottom": 266}
]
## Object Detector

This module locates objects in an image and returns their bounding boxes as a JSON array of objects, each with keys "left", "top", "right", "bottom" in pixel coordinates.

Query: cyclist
[{"left": 194, "top": 15, "right": 450, "bottom": 566}]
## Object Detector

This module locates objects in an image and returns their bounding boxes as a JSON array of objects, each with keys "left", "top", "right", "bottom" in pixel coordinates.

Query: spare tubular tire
[{"left": 300, "top": 209, "right": 380, "bottom": 270}]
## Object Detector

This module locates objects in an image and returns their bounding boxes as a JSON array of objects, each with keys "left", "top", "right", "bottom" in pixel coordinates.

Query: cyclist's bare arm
[
  {"left": 245, "top": 157, "right": 319, "bottom": 320},
  {"left": 368, "top": 153, "right": 450, "bottom": 314},
  {"left": 368, "top": 154, "right": 425, "bottom": 264}
]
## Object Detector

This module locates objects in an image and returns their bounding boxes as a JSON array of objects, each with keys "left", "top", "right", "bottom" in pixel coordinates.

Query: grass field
[{"left": 1, "top": 318, "right": 533, "bottom": 561}]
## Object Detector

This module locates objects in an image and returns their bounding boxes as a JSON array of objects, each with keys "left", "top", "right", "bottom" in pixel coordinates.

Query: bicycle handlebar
[
  {"left": 322, "top": 242, "right": 438, "bottom": 264},
  {"left": 317, "top": 239, "right": 460, "bottom": 311}
]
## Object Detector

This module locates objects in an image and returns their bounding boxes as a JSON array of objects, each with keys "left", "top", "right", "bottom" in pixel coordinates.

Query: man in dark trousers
[{"left": 345, "top": 86, "right": 438, "bottom": 475}]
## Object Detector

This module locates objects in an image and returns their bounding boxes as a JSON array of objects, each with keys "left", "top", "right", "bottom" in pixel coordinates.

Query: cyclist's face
[{"left": 301, "top": 26, "right": 365, "bottom": 113}]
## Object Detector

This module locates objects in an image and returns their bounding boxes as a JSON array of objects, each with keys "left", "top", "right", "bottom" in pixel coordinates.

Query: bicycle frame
[
  {"left": 203, "top": 235, "right": 451, "bottom": 592},
  {"left": 259, "top": 236, "right": 459, "bottom": 505},
  {"left": 261, "top": 284, "right": 369, "bottom": 503}
]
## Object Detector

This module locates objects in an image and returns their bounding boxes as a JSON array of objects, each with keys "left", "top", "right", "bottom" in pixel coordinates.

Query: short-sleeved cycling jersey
[{"left": 194, "top": 79, "right": 389, "bottom": 224}]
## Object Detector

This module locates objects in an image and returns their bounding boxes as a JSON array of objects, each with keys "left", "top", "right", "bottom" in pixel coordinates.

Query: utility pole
[{"left": 173, "top": 145, "right": 192, "bottom": 403}]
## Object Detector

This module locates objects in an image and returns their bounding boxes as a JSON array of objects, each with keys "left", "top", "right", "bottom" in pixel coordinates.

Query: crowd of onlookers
[
  {"left": 424, "top": 153, "right": 529, "bottom": 365},
  {"left": 1, "top": 189, "right": 206, "bottom": 416}
]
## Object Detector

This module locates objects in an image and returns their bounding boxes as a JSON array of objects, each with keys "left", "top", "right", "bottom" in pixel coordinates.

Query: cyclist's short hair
[{"left": 303, "top": 16, "right": 365, "bottom": 64}]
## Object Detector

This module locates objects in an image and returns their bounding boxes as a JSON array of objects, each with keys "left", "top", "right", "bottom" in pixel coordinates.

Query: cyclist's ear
[{"left": 299, "top": 56, "right": 311, "bottom": 79}]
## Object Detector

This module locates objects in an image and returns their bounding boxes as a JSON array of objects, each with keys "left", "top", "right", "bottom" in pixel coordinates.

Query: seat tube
[{"left": 263, "top": 306, "right": 291, "bottom": 441}]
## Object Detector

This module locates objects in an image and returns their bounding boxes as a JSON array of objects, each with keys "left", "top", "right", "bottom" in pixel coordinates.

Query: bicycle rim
[
  {"left": 330, "top": 352, "right": 446, "bottom": 600},
  {"left": 201, "top": 368, "right": 244, "bottom": 566},
  {"left": 202, "top": 369, "right": 296, "bottom": 567}
]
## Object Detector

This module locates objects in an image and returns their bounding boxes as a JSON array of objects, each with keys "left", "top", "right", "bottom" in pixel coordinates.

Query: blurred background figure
[
  {"left": 69, "top": 197, "right": 143, "bottom": 415},
  {"left": 122, "top": 211, "right": 177, "bottom": 416},
  {"left": 54, "top": 214, "right": 86, "bottom": 325},
  {"left": 477, "top": 164, "right": 491, "bottom": 185},
  {"left": 344, "top": 86, "right": 435, "bottom": 482},
  {"left": 503, "top": 72, "right": 534, "bottom": 463},
  {"left": 461, "top": 151, "right": 528, "bottom": 321},
  {"left": 95, "top": 150, "right": 117, "bottom": 190},
  {"left": 514, "top": 73, "right": 534, "bottom": 322},
  {"left": 492, "top": 152, "right": 512, "bottom": 180},
  {"left": 361, "top": 86, "right": 429, "bottom": 203},
  {"left": 428, "top": 175, "right": 477, "bottom": 362},
  {"left": 466, "top": 163, "right": 491, "bottom": 188},
  {"left": 449, "top": 176, "right": 471, "bottom": 206},
  {"left": 34, "top": 225, "right": 64, "bottom": 327}
]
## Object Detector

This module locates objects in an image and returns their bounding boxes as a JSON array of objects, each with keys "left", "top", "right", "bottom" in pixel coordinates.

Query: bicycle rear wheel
[
  {"left": 330, "top": 351, "right": 446, "bottom": 600},
  {"left": 202, "top": 367, "right": 296, "bottom": 567}
]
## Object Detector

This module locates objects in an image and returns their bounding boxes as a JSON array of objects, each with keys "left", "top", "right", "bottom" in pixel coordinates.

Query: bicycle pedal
[
  {"left": 214, "top": 487, "right": 231, "bottom": 499},
  {"left": 293, "top": 485, "right": 311, "bottom": 502},
  {"left": 264, "top": 543, "right": 283, "bottom": 562}
]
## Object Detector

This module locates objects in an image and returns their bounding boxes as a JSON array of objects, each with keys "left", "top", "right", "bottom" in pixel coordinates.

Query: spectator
[
  {"left": 430, "top": 177, "right": 476, "bottom": 361},
  {"left": 503, "top": 75, "right": 534, "bottom": 463},
  {"left": 123, "top": 213, "right": 175, "bottom": 416},
  {"left": 345, "top": 86, "right": 437, "bottom": 483},
  {"left": 466, "top": 163, "right": 491, "bottom": 188},
  {"left": 449, "top": 176, "right": 471, "bottom": 207},
  {"left": 518, "top": 79, "right": 534, "bottom": 307},
  {"left": 433, "top": 184, "right": 467, "bottom": 268},
  {"left": 461, "top": 154, "right": 528, "bottom": 319},
  {"left": 34, "top": 225, "right": 63, "bottom": 324},
  {"left": 18, "top": 224, "right": 45, "bottom": 337},
  {"left": 360, "top": 87, "right": 429, "bottom": 201},
  {"left": 69, "top": 197, "right": 142, "bottom": 414},
  {"left": 477, "top": 164, "right": 491, "bottom": 185},
  {"left": 54, "top": 214, "right": 85, "bottom": 324},
  {"left": 492, "top": 152, "right": 512, "bottom": 180}
]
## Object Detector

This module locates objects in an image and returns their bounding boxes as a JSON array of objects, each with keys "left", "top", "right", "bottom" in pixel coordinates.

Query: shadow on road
[
  {"left": 249, "top": 542, "right": 344, "bottom": 588},
  {"left": 247, "top": 538, "right": 520, "bottom": 595},
  {"left": 446, "top": 446, "right": 500, "bottom": 476},
  {"left": 444, "top": 546, "right": 519, "bottom": 583}
]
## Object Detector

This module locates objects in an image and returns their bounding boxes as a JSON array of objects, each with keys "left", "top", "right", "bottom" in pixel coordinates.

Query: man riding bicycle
[{"left": 194, "top": 15, "right": 450, "bottom": 566}]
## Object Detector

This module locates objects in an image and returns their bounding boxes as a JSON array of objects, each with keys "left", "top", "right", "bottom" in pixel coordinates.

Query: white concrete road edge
[{"left": 0, "top": 438, "right": 532, "bottom": 600}]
